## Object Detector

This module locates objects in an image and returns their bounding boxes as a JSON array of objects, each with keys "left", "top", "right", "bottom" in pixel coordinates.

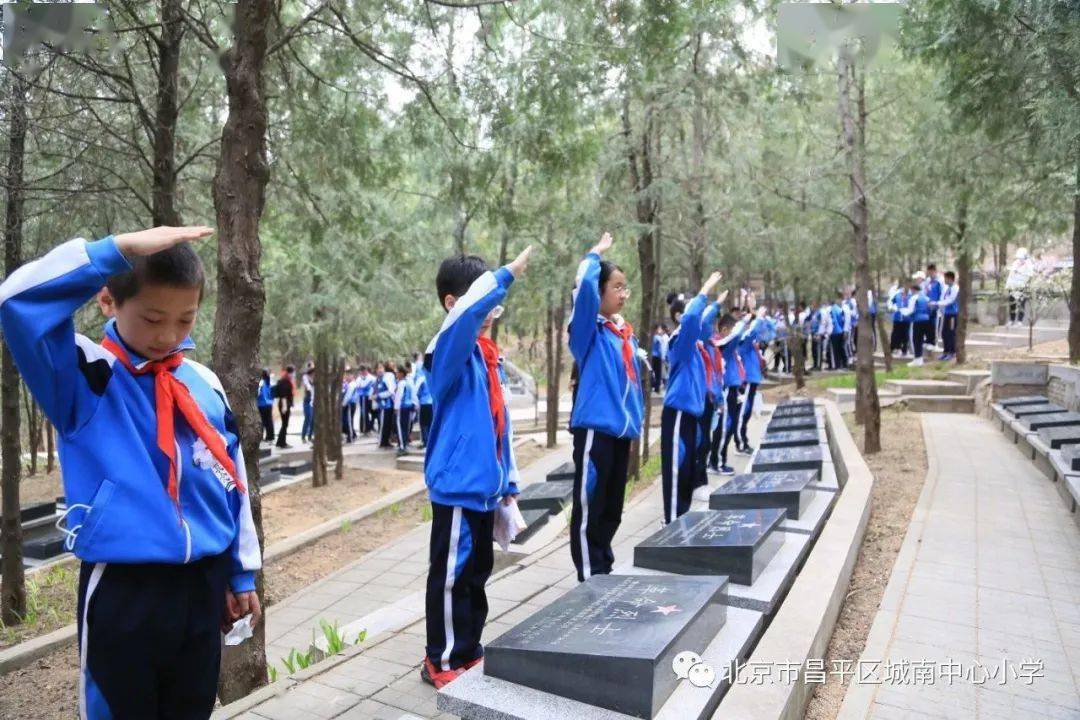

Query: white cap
[
  {"left": 913, "top": 271, "right": 926, "bottom": 281},
  {"left": 1016, "top": 247, "right": 1029, "bottom": 260}
]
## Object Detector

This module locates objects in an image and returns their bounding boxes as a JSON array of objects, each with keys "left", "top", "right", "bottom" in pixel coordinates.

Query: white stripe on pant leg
[
  {"left": 670, "top": 412, "right": 682, "bottom": 523},
  {"left": 579, "top": 430, "right": 594, "bottom": 579},
  {"left": 79, "top": 563, "right": 106, "bottom": 720},
  {"left": 397, "top": 411, "right": 405, "bottom": 449},
  {"left": 440, "top": 508, "right": 462, "bottom": 672}
]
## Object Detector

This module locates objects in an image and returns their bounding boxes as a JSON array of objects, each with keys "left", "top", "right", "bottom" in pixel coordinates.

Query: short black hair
[
  {"left": 436, "top": 255, "right": 490, "bottom": 310},
  {"left": 105, "top": 242, "right": 204, "bottom": 305},
  {"left": 927, "top": 263, "right": 937, "bottom": 271},
  {"left": 599, "top": 260, "right": 623, "bottom": 293},
  {"left": 667, "top": 292, "right": 686, "bottom": 323},
  {"left": 944, "top": 270, "right": 955, "bottom": 280}
]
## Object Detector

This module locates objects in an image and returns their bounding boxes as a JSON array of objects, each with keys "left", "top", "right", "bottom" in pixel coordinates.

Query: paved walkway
[
  {"left": 841, "top": 413, "right": 1080, "bottom": 719},
  {"left": 216, "top": 417, "right": 759, "bottom": 720}
]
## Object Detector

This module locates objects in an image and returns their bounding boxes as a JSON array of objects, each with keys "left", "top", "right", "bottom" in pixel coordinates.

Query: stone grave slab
[
  {"left": 759, "top": 430, "right": 820, "bottom": 449},
  {"left": 258, "top": 446, "right": 272, "bottom": 460},
  {"left": 751, "top": 445, "right": 824, "bottom": 474},
  {"left": 708, "top": 471, "right": 814, "bottom": 520},
  {"left": 999, "top": 395, "right": 1048, "bottom": 408},
  {"left": 634, "top": 509, "right": 784, "bottom": 585},
  {"left": 1061, "top": 444, "right": 1080, "bottom": 473},
  {"left": 770, "top": 405, "right": 816, "bottom": 418},
  {"left": 23, "top": 530, "right": 66, "bottom": 560},
  {"left": 261, "top": 470, "right": 282, "bottom": 488},
  {"left": 1019, "top": 411, "right": 1080, "bottom": 432},
  {"left": 778, "top": 398, "right": 814, "bottom": 408},
  {"left": 766, "top": 416, "right": 818, "bottom": 433},
  {"left": 1038, "top": 425, "right": 1080, "bottom": 450},
  {"left": 1007, "top": 403, "right": 1065, "bottom": 418},
  {"left": 517, "top": 480, "right": 574, "bottom": 515},
  {"left": 547, "top": 460, "right": 576, "bottom": 483},
  {"left": 778, "top": 488, "right": 837, "bottom": 541},
  {"left": 20, "top": 501, "right": 56, "bottom": 524},
  {"left": 278, "top": 461, "right": 312, "bottom": 476},
  {"left": 483, "top": 574, "right": 728, "bottom": 719},
  {"left": 440, "top": 605, "right": 763, "bottom": 720},
  {"left": 511, "top": 509, "right": 551, "bottom": 545}
]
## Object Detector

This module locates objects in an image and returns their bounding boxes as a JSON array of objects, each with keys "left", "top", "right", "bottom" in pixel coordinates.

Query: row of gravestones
[
  {"left": 0, "top": 446, "right": 290, "bottom": 569},
  {"left": 995, "top": 396, "right": 1080, "bottom": 517},
  {"left": 441, "top": 398, "right": 842, "bottom": 720}
]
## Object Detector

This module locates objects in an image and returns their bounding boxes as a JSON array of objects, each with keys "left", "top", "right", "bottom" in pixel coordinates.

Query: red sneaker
[{"left": 420, "top": 657, "right": 465, "bottom": 689}]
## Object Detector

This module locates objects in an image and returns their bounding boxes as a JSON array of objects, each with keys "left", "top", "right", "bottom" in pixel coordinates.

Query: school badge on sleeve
[{"left": 192, "top": 436, "right": 237, "bottom": 492}]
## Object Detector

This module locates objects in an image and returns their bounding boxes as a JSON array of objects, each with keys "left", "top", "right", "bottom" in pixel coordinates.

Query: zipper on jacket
[{"left": 175, "top": 439, "right": 192, "bottom": 563}]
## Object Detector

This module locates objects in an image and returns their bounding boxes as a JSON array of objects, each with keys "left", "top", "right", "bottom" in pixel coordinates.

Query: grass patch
[
  {"left": 0, "top": 562, "right": 78, "bottom": 649},
  {"left": 809, "top": 361, "right": 951, "bottom": 390}
]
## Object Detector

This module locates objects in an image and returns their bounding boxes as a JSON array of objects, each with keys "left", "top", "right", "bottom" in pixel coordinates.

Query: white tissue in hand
[{"left": 223, "top": 615, "right": 254, "bottom": 646}]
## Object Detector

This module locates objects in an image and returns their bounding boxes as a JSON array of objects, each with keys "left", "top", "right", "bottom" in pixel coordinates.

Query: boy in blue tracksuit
[
  {"left": 354, "top": 365, "right": 375, "bottom": 436},
  {"left": 828, "top": 294, "right": 848, "bottom": 370},
  {"left": 394, "top": 365, "right": 416, "bottom": 454},
  {"left": 661, "top": 272, "right": 723, "bottom": 524},
  {"left": 421, "top": 246, "right": 531, "bottom": 688},
  {"left": 889, "top": 284, "right": 909, "bottom": 355},
  {"left": 924, "top": 264, "right": 942, "bottom": 348},
  {"left": 649, "top": 324, "right": 667, "bottom": 394},
  {"left": 567, "top": 233, "right": 644, "bottom": 581},
  {"left": 715, "top": 309, "right": 747, "bottom": 475},
  {"left": 258, "top": 368, "right": 275, "bottom": 442},
  {"left": 901, "top": 281, "right": 932, "bottom": 366},
  {"left": 412, "top": 358, "right": 434, "bottom": 447},
  {"left": 693, "top": 298, "right": 725, "bottom": 490},
  {"left": 935, "top": 271, "right": 960, "bottom": 360},
  {"left": 0, "top": 227, "right": 261, "bottom": 719},
  {"left": 736, "top": 308, "right": 767, "bottom": 454},
  {"left": 341, "top": 369, "right": 358, "bottom": 443},
  {"left": 375, "top": 362, "right": 396, "bottom": 448}
]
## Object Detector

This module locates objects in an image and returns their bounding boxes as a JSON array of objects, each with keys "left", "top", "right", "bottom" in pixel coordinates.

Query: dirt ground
[{"left": 803, "top": 406, "right": 929, "bottom": 720}]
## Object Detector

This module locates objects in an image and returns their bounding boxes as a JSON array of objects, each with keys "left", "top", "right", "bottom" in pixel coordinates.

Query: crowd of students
[
  {"left": 0, "top": 220, "right": 975, "bottom": 716},
  {"left": 256, "top": 358, "right": 435, "bottom": 455}
]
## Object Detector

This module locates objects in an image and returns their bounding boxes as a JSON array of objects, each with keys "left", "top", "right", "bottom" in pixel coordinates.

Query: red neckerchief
[
  {"left": 603, "top": 318, "right": 637, "bottom": 383},
  {"left": 477, "top": 336, "right": 506, "bottom": 457},
  {"left": 697, "top": 341, "right": 714, "bottom": 394},
  {"left": 101, "top": 337, "right": 244, "bottom": 514}
]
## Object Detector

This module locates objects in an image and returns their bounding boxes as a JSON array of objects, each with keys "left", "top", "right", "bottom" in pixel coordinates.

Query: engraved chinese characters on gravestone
[
  {"left": 709, "top": 471, "right": 815, "bottom": 519},
  {"left": 766, "top": 415, "right": 818, "bottom": 432},
  {"left": 759, "top": 429, "right": 820, "bottom": 449},
  {"left": 771, "top": 404, "right": 816, "bottom": 418},
  {"left": 634, "top": 509, "right": 785, "bottom": 585},
  {"left": 751, "top": 445, "right": 824, "bottom": 474},
  {"left": 484, "top": 574, "right": 728, "bottom": 719}
]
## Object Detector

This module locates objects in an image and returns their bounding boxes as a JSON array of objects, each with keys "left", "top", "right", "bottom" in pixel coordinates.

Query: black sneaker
[
  {"left": 736, "top": 445, "right": 754, "bottom": 456},
  {"left": 719, "top": 465, "right": 736, "bottom": 476}
]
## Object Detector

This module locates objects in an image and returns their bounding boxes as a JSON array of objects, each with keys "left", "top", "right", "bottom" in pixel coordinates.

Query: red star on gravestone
[{"left": 652, "top": 605, "right": 682, "bottom": 616}]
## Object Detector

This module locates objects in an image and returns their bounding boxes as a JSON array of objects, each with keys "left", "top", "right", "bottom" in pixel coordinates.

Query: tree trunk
[
  {"left": 311, "top": 346, "right": 329, "bottom": 488},
  {"left": 623, "top": 93, "right": 658, "bottom": 348},
  {"left": 687, "top": 33, "right": 707, "bottom": 292},
  {"left": 791, "top": 324, "right": 806, "bottom": 389},
  {"left": 876, "top": 313, "right": 892, "bottom": 373},
  {"left": 211, "top": 0, "right": 274, "bottom": 702},
  {"left": 332, "top": 357, "right": 344, "bottom": 480},
  {"left": 492, "top": 152, "right": 517, "bottom": 345},
  {"left": 1069, "top": 155, "right": 1080, "bottom": 363},
  {"left": 1, "top": 70, "right": 27, "bottom": 626},
  {"left": 838, "top": 46, "right": 880, "bottom": 452},
  {"left": 544, "top": 291, "right": 565, "bottom": 449},
  {"left": 22, "top": 389, "right": 39, "bottom": 476},
  {"left": 954, "top": 184, "right": 971, "bottom": 365},
  {"left": 45, "top": 421, "right": 54, "bottom": 474},
  {"left": 151, "top": 0, "right": 184, "bottom": 226}
]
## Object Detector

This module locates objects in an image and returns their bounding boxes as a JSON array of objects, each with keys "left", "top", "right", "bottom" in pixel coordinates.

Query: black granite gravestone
[
  {"left": 1062, "top": 444, "right": 1080, "bottom": 472},
  {"left": 511, "top": 509, "right": 551, "bottom": 545},
  {"left": 759, "top": 430, "right": 820, "bottom": 449},
  {"left": 634, "top": 509, "right": 785, "bottom": 585},
  {"left": 546, "top": 460, "right": 575, "bottom": 483},
  {"left": 516, "top": 480, "right": 574, "bottom": 514},
  {"left": 751, "top": 445, "right": 824, "bottom": 474},
  {"left": 999, "top": 395, "right": 1048, "bottom": 408},
  {"left": 279, "top": 461, "right": 313, "bottom": 476},
  {"left": 23, "top": 530, "right": 66, "bottom": 560},
  {"left": 709, "top": 472, "right": 813, "bottom": 520},
  {"left": 258, "top": 446, "right": 273, "bottom": 460},
  {"left": 485, "top": 574, "right": 728, "bottom": 720},
  {"left": 261, "top": 470, "right": 282, "bottom": 488},
  {"left": 1008, "top": 403, "right": 1066, "bottom": 418},
  {"left": 778, "top": 398, "right": 814, "bottom": 408},
  {"left": 1019, "top": 411, "right": 1080, "bottom": 432},
  {"left": 766, "top": 416, "right": 818, "bottom": 432},
  {"left": 1038, "top": 425, "right": 1080, "bottom": 450},
  {"left": 771, "top": 405, "right": 816, "bottom": 418},
  {"left": 20, "top": 502, "right": 56, "bottom": 524}
]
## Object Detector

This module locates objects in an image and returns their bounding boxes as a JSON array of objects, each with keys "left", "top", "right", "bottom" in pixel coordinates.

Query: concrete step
[
  {"left": 884, "top": 379, "right": 967, "bottom": 396},
  {"left": 947, "top": 370, "right": 991, "bottom": 394},
  {"left": 900, "top": 394, "right": 975, "bottom": 413},
  {"left": 969, "top": 332, "right": 1031, "bottom": 348},
  {"left": 826, "top": 387, "right": 901, "bottom": 412},
  {"left": 993, "top": 324, "right": 1067, "bottom": 339}
]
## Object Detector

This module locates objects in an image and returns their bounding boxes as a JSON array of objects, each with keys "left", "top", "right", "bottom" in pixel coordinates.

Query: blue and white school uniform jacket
[
  {"left": 902, "top": 292, "right": 931, "bottom": 323},
  {"left": 375, "top": 372, "right": 396, "bottom": 410},
  {"left": 423, "top": 267, "right": 519, "bottom": 512},
  {"left": 568, "top": 253, "right": 644, "bottom": 439},
  {"left": 737, "top": 319, "right": 765, "bottom": 385},
  {"left": 924, "top": 278, "right": 942, "bottom": 304},
  {"left": 698, "top": 301, "right": 722, "bottom": 403},
  {"left": 414, "top": 366, "right": 433, "bottom": 406},
  {"left": 890, "top": 290, "right": 907, "bottom": 322},
  {"left": 650, "top": 334, "right": 664, "bottom": 359},
  {"left": 394, "top": 377, "right": 416, "bottom": 410},
  {"left": 663, "top": 294, "right": 708, "bottom": 417},
  {"left": 938, "top": 283, "right": 959, "bottom": 316},
  {"left": 719, "top": 320, "right": 745, "bottom": 389},
  {"left": 0, "top": 236, "right": 260, "bottom": 592},
  {"left": 257, "top": 379, "right": 273, "bottom": 408},
  {"left": 829, "top": 304, "right": 845, "bottom": 336},
  {"left": 354, "top": 373, "right": 375, "bottom": 404}
]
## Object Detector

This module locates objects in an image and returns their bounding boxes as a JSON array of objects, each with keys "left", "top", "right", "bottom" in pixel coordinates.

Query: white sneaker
[{"left": 910, "top": 357, "right": 924, "bottom": 367}]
